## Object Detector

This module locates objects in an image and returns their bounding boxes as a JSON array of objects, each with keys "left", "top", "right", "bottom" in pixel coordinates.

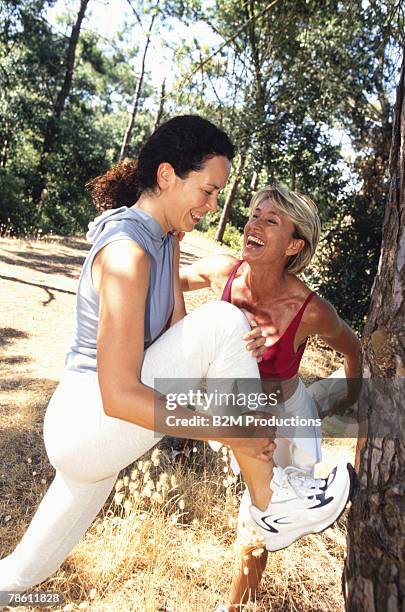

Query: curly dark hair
[{"left": 88, "top": 115, "right": 235, "bottom": 211}]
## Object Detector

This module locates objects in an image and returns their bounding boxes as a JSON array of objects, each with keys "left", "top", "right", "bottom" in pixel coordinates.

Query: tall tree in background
[
  {"left": 215, "top": 152, "right": 246, "bottom": 242},
  {"left": 309, "top": 1, "right": 403, "bottom": 330},
  {"left": 153, "top": 78, "right": 166, "bottom": 130},
  {"left": 32, "top": 0, "right": 90, "bottom": 204},
  {"left": 343, "top": 46, "right": 405, "bottom": 610},
  {"left": 0, "top": 0, "right": 60, "bottom": 168},
  {"left": 170, "top": 0, "right": 369, "bottom": 227},
  {"left": 119, "top": 0, "right": 160, "bottom": 160}
]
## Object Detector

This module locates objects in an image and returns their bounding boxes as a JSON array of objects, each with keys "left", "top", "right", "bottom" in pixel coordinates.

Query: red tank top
[{"left": 221, "top": 261, "right": 315, "bottom": 380}]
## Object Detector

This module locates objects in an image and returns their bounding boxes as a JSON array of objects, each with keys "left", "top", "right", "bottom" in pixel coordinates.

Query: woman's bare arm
[
  {"left": 309, "top": 298, "right": 362, "bottom": 422},
  {"left": 312, "top": 298, "right": 364, "bottom": 469},
  {"left": 180, "top": 254, "right": 237, "bottom": 293},
  {"left": 314, "top": 299, "right": 362, "bottom": 379},
  {"left": 95, "top": 239, "right": 160, "bottom": 424}
]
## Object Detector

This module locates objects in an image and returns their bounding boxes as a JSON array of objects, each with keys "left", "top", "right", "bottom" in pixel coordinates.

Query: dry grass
[{"left": 0, "top": 235, "right": 356, "bottom": 611}]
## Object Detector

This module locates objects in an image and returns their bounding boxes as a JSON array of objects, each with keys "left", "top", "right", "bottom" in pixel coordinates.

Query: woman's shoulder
[
  {"left": 297, "top": 286, "right": 339, "bottom": 334},
  {"left": 87, "top": 207, "right": 168, "bottom": 255},
  {"left": 217, "top": 253, "right": 240, "bottom": 272},
  {"left": 285, "top": 275, "right": 315, "bottom": 300},
  {"left": 287, "top": 276, "right": 334, "bottom": 319}
]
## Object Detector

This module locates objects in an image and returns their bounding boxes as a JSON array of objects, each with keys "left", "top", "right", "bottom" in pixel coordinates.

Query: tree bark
[
  {"left": 33, "top": 0, "right": 90, "bottom": 204},
  {"left": 153, "top": 78, "right": 166, "bottom": 132},
  {"left": 343, "top": 47, "right": 405, "bottom": 611},
  {"left": 50, "top": 0, "right": 89, "bottom": 124},
  {"left": 118, "top": 6, "right": 158, "bottom": 161},
  {"left": 215, "top": 153, "right": 246, "bottom": 243}
]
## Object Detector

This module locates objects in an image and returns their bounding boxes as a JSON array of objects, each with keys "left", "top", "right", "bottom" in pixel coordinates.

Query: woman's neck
[
  {"left": 245, "top": 262, "right": 288, "bottom": 303},
  {"left": 131, "top": 193, "right": 171, "bottom": 234}
]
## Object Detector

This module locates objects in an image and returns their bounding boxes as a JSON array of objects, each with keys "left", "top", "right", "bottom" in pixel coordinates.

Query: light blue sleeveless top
[{"left": 64, "top": 206, "right": 174, "bottom": 373}]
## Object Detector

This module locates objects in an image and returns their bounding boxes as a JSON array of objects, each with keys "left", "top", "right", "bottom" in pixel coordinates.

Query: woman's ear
[
  {"left": 286, "top": 238, "right": 305, "bottom": 256},
  {"left": 156, "top": 162, "right": 175, "bottom": 191}
]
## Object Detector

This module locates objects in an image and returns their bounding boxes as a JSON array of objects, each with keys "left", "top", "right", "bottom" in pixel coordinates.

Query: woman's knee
[{"left": 192, "top": 300, "right": 250, "bottom": 333}]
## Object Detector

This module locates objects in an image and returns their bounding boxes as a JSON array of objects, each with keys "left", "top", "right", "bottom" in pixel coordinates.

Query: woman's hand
[
  {"left": 321, "top": 394, "right": 357, "bottom": 419},
  {"left": 224, "top": 436, "right": 276, "bottom": 463},
  {"left": 241, "top": 309, "right": 267, "bottom": 362},
  {"left": 220, "top": 410, "right": 276, "bottom": 462}
]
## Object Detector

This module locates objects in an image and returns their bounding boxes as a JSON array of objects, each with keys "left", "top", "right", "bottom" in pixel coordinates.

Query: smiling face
[
  {"left": 158, "top": 155, "right": 231, "bottom": 232},
  {"left": 243, "top": 198, "right": 305, "bottom": 268}
]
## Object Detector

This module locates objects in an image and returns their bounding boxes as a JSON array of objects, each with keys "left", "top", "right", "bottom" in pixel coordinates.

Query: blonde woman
[{"left": 180, "top": 184, "right": 361, "bottom": 611}]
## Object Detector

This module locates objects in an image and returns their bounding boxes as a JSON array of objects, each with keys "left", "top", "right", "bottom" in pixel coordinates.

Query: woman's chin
[
  {"left": 242, "top": 247, "right": 271, "bottom": 266},
  {"left": 183, "top": 215, "right": 200, "bottom": 232},
  {"left": 242, "top": 246, "right": 260, "bottom": 260},
  {"left": 174, "top": 220, "right": 194, "bottom": 233}
]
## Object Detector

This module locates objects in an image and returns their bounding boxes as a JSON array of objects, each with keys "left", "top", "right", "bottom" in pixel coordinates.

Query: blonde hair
[{"left": 249, "top": 183, "right": 321, "bottom": 274}]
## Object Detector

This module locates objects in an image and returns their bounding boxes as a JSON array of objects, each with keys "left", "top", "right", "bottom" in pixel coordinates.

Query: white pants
[{"left": 0, "top": 301, "right": 263, "bottom": 591}]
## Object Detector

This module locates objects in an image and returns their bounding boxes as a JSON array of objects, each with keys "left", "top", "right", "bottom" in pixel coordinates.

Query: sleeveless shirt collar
[{"left": 86, "top": 206, "right": 169, "bottom": 247}]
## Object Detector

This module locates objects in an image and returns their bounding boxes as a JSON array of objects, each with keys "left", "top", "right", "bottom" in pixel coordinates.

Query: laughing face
[
  {"left": 164, "top": 155, "right": 231, "bottom": 233},
  {"left": 243, "top": 199, "right": 304, "bottom": 267}
]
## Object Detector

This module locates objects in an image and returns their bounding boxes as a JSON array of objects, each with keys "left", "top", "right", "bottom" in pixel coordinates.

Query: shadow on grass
[
  {"left": 0, "top": 328, "right": 56, "bottom": 416},
  {"left": 0, "top": 355, "right": 31, "bottom": 366},
  {"left": 0, "top": 327, "right": 30, "bottom": 348},
  {"left": 0, "top": 376, "right": 58, "bottom": 395},
  {"left": 0, "top": 375, "right": 58, "bottom": 497},
  {"left": 0, "top": 413, "right": 55, "bottom": 556},
  {"left": 0, "top": 250, "right": 84, "bottom": 278},
  {"left": 0, "top": 275, "right": 76, "bottom": 306},
  {"left": 59, "top": 237, "right": 91, "bottom": 252},
  {"left": 1, "top": 237, "right": 202, "bottom": 275}
]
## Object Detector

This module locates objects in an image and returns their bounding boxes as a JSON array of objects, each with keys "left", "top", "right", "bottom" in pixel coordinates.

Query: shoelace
[{"left": 280, "top": 466, "right": 324, "bottom": 500}]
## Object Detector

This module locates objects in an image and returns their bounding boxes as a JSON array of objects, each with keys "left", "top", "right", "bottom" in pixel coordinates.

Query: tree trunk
[
  {"left": 33, "top": 0, "right": 89, "bottom": 204},
  {"left": 215, "top": 153, "right": 246, "bottom": 243},
  {"left": 343, "top": 47, "right": 405, "bottom": 611},
  {"left": 50, "top": 0, "right": 90, "bottom": 125},
  {"left": 118, "top": 7, "right": 158, "bottom": 161},
  {"left": 153, "top": 78, "right": 166, "bottom": 132}
]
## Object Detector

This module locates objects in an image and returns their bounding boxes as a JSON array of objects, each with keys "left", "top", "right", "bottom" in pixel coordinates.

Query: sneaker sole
[{"left": 265, "top": 462, "right": 355, "bottom": 552}]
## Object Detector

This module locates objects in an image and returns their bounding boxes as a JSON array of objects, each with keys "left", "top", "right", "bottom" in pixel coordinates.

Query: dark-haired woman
[
  {"left": 0, "top": 115, "right": 276, "bottom": 591},
  {"left": 0, "top": 115, "right": 347, "bottom": 594}
]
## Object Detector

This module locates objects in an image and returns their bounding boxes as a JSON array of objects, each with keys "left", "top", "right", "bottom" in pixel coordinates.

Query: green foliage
[
  {"left": 0, "top": 0, "right": 402, "bottom": 332},
  {"left": 307, "top": 193, "right": 384, "bottom": 332},
  {"left": 0, "top": 168, "right": 40, "bottom": 236},
  {"left": 204, "top": 222, "right": 243, "bottom": 252},
  {"left": 0, "top": 0, "right": 156, "bottom": 236},
  {"left": 221, "top": 223, "right": 243, "bottom": 252}
]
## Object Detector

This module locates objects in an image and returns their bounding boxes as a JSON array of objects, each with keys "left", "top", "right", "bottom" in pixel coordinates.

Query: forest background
[{"left": 1, "top": 0, "right": 404, "bottom": 331}]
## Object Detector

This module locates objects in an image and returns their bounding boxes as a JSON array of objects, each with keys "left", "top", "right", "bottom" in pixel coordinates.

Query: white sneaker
[{"left": 249, "top": 463, "right": 355, "bottom": 552}]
